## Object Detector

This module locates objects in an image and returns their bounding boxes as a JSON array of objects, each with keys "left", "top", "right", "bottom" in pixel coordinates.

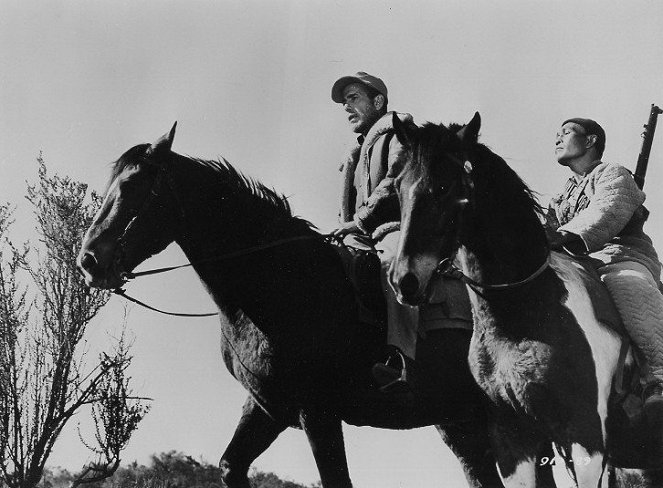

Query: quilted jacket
[{"left": 547, "top": 161, "right": 661, "bottom": 279}]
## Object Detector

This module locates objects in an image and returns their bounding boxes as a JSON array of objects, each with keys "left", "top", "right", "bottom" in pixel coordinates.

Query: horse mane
[
  {"left": 192, "top": 156, "right": 297, "bottom": 219},
  {"left": 472, "top": 144, "right": 545, "bottom": 220},
  {"left": 108, "top": 144, "right": 315, "bottom": 232},
  {"left": 417, "top": 122, "right": 544, "bottom": 220}
]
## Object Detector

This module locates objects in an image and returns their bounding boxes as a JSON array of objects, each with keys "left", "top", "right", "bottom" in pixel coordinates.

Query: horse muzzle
[
  {"left": 389, "top": 256, "right": 437, "bottom": 307},
  {"left": 394, "top": 272, "right": 429, "bottom": 306},
  {"left": 77, "top": 250, "right": 125, "bottom": 290}
]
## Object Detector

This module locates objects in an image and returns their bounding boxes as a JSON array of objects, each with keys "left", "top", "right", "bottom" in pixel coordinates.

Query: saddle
[
  {"left": 331, "top": 227, "right": 473, "bottom": 331},
  {"left": 552, "top": 252, "right": 625, "bottom": 336},
  {"left": 331, "top": 236, "right": 386, "bottom": 325}
]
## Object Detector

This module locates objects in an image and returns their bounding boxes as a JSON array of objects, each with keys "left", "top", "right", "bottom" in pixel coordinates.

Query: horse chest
[{"left": 469, "top": 330, "right": 555, "bottom": 412}]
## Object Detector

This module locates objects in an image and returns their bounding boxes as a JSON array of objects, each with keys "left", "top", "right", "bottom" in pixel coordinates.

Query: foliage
[
  {"left": 0, "top": 156, "right": 149, "bottom": 488},
  {"left": 40, "top": 451, "right": 320, "bottom": 488}
]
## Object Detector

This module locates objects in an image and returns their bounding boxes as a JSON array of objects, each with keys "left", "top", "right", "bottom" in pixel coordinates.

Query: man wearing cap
[
  {"left": 547, "top": 117, "right": 663, "bottom": 460},
  {"left": 330, "top": 71, "right": 420, "bottom": 390}
]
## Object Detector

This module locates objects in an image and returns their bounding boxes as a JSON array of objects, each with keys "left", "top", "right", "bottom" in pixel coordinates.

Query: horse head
[
  {"left": 77, "top": 123, "right": 182, "bottom": 289},
  {"left": 389, "top": 113, "right": 481, "bottom": 305}
]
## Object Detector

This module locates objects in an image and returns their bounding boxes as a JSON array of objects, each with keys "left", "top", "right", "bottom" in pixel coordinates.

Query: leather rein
[
  {"left": 434, "top": 255, "right": 550, "bottom": 292},
  {"left": 114, "top": 234, "right": 327, "bottom": 317}
]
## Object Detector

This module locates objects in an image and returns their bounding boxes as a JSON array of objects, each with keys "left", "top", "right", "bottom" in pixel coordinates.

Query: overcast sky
[{"left": 1, "top": 1, "right": 663, "bottom": 487}]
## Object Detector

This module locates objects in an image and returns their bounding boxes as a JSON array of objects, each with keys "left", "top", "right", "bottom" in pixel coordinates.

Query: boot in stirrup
[{"left": 372, "top": 348, "right": 411, "bottom": 393}]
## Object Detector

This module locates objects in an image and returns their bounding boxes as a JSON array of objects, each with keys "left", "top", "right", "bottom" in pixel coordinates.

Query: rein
[
  {"left": 113, "top": 288, "right": 219, "bottom": 317},
  {"left": 435, "top": 255, "right": 550, "bottom": 291},
  {"left": 114, "top": 234, "right": 332, "bottom": 317},
  {"left": 120, "top": 235, "right": 326, "bottom": 280}
]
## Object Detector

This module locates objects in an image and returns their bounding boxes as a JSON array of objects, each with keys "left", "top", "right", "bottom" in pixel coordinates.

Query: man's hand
[
  {"left": 547, "top": 229, "right": 586, "bottom": 254},
  {"left": 332, "top": 221, "right": 361, "bottom": 238}
]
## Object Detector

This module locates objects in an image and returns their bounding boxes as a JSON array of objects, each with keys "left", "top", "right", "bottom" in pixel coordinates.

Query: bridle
[{"left": 113, "top": 152, "right": 181, "bottom": 280}]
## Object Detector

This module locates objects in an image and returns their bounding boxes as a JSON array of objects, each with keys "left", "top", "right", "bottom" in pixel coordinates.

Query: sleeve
[
  {"left": 353, "top": 134, "right": 403, "bottom": 233},
  {"left": 338, "top": 143, "right": 361, "bottom": 223},
  {"left": 544, "top": 200, "right": 561, "bottom": 231},
  {"left": 558, "top": 163, "right": 645, "bottom": 251}
]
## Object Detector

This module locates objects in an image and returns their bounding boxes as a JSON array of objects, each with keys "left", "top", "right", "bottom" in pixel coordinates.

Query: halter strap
[{"left": 436, "top": 255, "right": 550, "bottom": 291}]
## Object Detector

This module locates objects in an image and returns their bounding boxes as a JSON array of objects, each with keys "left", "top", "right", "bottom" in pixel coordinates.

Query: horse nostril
[
  {"left": 399, "top": 272, "right": 420, "bottom": 301},
  {"left": 80, "top": 252, "right": 97, "bottom": 272}
]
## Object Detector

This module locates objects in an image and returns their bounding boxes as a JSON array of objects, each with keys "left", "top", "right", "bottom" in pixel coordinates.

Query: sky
[{"left": 1, "top": 1, "right": 663, "bottom": 487}]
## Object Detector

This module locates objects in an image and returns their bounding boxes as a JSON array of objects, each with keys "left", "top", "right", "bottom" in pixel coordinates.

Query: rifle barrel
[{"left": 634, "top": 104, "right": 662, "bottom": 189}]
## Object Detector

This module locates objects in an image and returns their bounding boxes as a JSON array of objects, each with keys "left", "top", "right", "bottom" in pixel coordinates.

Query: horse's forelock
[
  {"left": 412, "top": 123, "right": 469, "bottom": 185},
  {"left": 103, "top": 144, "right": 151, "bottom": 196},
  {"left": 412, "top": 123, "right": 543, "bottom": 218}
]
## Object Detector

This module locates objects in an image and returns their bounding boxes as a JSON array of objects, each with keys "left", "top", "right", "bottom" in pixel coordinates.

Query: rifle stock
[{"left": 634, "top": 104, "right": 662, "bottom": 189}]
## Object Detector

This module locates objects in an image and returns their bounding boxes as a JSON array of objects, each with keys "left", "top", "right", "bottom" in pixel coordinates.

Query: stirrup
[
  {"left": 372, "top": 349, "right": 409, "bottom": 393},
  {"left": 643, "top": 382, "right": 663, "bottom": 402},
  {"left": 643, "top": 382, "right": 663, "bottom": 408}
]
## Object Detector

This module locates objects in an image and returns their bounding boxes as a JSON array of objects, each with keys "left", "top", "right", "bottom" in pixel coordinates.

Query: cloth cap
[
  {"left": 331, "top": 72, "right": 388, "bottom": 103},
  {"left": 562, "top": 117, "right": 606, "bottom": 155}
]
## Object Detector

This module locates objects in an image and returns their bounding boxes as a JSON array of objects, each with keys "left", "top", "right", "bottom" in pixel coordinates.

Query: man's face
[
  {"left": 341, "top": 83, "right": 383, "bottom": 134},
  {"left": 555, "top": 122, "right": 589, "bottom": 165}
]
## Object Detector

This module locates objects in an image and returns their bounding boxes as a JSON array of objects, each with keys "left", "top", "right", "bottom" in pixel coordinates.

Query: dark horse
[
  {"left": 76, "top": 124, "right": 510, "bottom": 488},
  {"left": 388, "top": 112, "right": 663, "bottom": 487}
]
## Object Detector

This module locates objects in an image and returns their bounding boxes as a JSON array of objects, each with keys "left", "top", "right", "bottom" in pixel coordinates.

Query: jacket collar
[{"left": 358, "top": 111, "right": 413, "bottom": 150}]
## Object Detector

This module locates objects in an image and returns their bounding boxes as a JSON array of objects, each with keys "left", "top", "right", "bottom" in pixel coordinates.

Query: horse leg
[
  {"left": 436, "top": 422, "right": 503, "bottom": 488},
  {"left": 569, "top": 443, "right": 607, "bottom": 488},
  {"left": 489, "top": 420, "right": 542, "bottom": 488},
  {"left": 491, "top": 438, "right": 555, "bottom": 488},
  {"left": 219, "top": 396, "right": 288, "bottom": 488},
  {"left": 534, "top": 442, "right": 556, "bottom": 488},
  {"left": 299, "top": 408, "right": 353, "bottom": 488}
]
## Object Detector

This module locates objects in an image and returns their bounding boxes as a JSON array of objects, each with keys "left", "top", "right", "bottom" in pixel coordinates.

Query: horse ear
[
  {"left": 392, "top": 112, "right": 411, "bottom": 146},
  {"left": 456, "top": 112, "right": 481, "bottom": 145},
  {"left": 147, "top": 122, "right": 178, "bottom": 156}
]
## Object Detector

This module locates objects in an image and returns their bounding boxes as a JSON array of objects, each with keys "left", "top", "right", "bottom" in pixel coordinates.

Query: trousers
[
  {"left": 375, "top": 231, "right": 420, "bottom": 359},
  {"left": 599, "top": 261, "right": 663, "bottom": 383}
]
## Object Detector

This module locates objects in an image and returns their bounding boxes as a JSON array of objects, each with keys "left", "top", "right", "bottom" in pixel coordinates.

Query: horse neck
[
  {"left": 169, "top": 155, "right": 289, "bottom": 249},
  {"left": 166, "top": 154, "right": 322, "bottom": 321},
  {"left": 458, "top": 191, "right": 550, "bottom": 306}
]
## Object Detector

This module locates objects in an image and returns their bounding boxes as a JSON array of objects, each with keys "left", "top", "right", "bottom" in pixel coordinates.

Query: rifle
[{"left": 634, "top": 103, "right": 663, "bottom": 189}]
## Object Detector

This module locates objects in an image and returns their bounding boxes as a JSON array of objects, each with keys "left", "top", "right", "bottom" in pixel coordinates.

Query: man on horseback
[
  {"left": 330, "top": 72, "right": 419, "bottom": 389},
  {"left": 330, "top": 72, "right": 472, "bottom": 390},
  {"left": 546, "top": 117, "right": 663, "bottom": 440}
]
